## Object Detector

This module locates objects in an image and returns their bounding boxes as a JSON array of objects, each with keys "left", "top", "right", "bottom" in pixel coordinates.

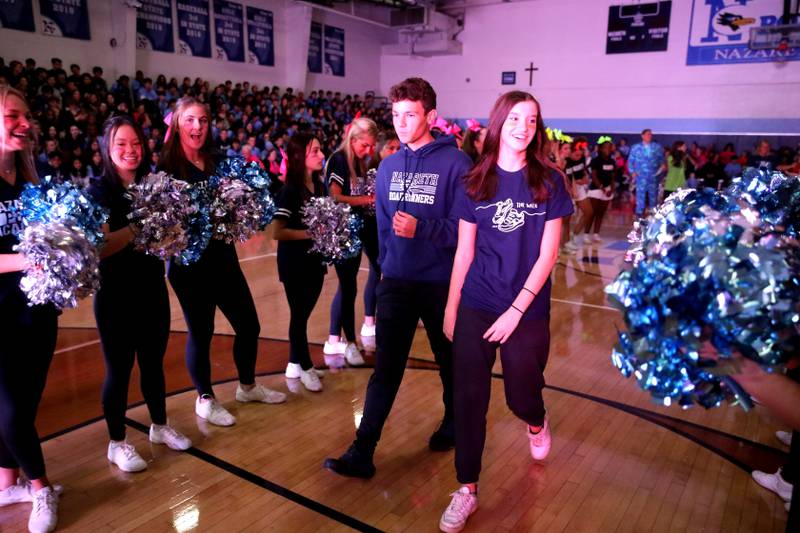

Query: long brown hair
[
  {"left": 0, "top": 85, "right": 39, "bottom": 184},
  {"left": 285, "top": 132, "right": 320, "bottom": 198},
  {"left": 159, "top": 97, "right": 214, "bottom": 179},
  {"left": 464, "top": 91, "right": 557, "bottom": 202}
]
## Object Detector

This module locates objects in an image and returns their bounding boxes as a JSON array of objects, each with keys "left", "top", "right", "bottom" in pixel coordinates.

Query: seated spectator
[{"left": 748, "top": 140, "right": 777, "bottom": 170}]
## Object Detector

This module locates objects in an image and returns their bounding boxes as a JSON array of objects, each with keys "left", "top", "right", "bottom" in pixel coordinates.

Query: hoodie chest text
[{"left": 389, "top": 171, "right": 439, "bottom": 206}]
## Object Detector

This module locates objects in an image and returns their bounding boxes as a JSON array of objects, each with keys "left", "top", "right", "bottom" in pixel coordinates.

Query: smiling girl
[
  {"left": 89, "top": 116, "right": 192, "bottom": 473},
  {"left": 440, "top": 91, "right": 573, "bottom": 533}
]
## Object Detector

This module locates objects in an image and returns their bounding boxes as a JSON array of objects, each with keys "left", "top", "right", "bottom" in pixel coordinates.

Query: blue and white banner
[
  {"left": 606, "top": 1, "right": 671, "bottom": 54},
  {"left": 323, "top": 24, "right": 345, "bottom": 77},
  {"left": 177, "top": 0, "right": 211, "bottom": 57},
  {"left": 308, "top": 21, "right": 322, "bottom": 73},
  {"left": 214, "top": 0, "right": 244, "bottom": 62},
  {"left": 0, "top": 0, "right": 35, "bottom": 32},
  {"left": 39, "top": 0, "right": 90, "bottom": 40},
  {"left": 136, "top": 0, "right": 174, "bottom": 53},
  {"left": 246, "top": 6, "right": 273, "bottom": 66},
  {"left": 687, "top": 0, "right": 799, "bottom": 65}
]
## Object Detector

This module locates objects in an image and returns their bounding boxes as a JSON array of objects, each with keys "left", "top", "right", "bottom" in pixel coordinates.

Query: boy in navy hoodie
[{"left": 324, "top": 78, "right": 472, "bottom": 478}]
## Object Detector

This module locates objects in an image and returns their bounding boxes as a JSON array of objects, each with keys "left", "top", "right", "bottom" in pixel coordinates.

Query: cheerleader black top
[
  {"left": 564, "top": 156, "right": 588, "bottom": 184},
  {"left": 0, "top": 174, "right": 26, "bottom": 301},
  {"left": 590, "top": 156, "right": 616, "bottom": 190},
  {"left": 452, "top": 166, "right": 573, "bottom": 319},
  {"left": 273, "top": 180, "right": 327, "bottom": 282},
  {"left": 88, "top": 177, "right": 165, "bottom": 292},
  {"left": 325, "top": 150, "right": 371, "bottom": 218}
]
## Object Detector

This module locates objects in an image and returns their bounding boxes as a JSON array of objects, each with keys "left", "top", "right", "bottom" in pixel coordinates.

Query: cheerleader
[
  {"left": 440, "top": 91, "right": 573, "bottom": 532},
  {"left": 323, "top": 117, "right": 377, "bottom": 366},
  {"left": 564, "top": 139, "right": 593, "bottom": 246},
  {"left": 0, "top": 86, "right": 59, "bottom": 532},
  {"left": 161, "top": 97, "right": 286, "bottom": 427},
  {"left": 272, "top": 133, "right": 327, "bottom": 392},
  {"left": 587, "top": 139, "right": 615, "bottom": 243},
  {"left": 362, "top": 131, "right": 401, "bottom": 349},
  {"left": 89, "top": 116, "right": 192, "bottom": 472},
  {"left": 461, "top": 121, "right": 487, "bottom": 164}
]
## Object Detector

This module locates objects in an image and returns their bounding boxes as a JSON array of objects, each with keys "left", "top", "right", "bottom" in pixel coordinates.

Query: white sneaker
[
  {"left": 439, "top": 486, "right": 478, "bottom": 533},
  {"left": 528, "top": 418, "right": 552, "bottom": 461},
  {"left": 285, "top": 363, "right": 325, "bottom": 379},
  {"left": 777, "top": 430, "right": 793, "bottom": 447},
  {"left": 195, "top": 396, "right": 236, "bottom": 426},
  {"left": 149, "top": 424, "right": 192, "bottom": 451},
  {"left": 107, "top": 441, "right": 147, "bottom": 472},
  {"left": 560, "top": 246, "right": 576, "bottom": 255},
  {"left": 299, "top": 367, "right": 323, "bottom": 392},
  {"left": 563, "top": 240, "right": 578, "bottom": 252},
  {"left": 236, "top": 383, "right": 287, "bottom": 404},
  {"left": 344, "top": 343, "right": 365, "bottom": 366},
  {"left": 323, "top": 340, "right": 347, "bottom": 355},
  {"left": 0, "top": 480, "right": 64, "bottom": 507},
  {"left": 752, "top": 468, "right": 793, "bottom": 501},
  {"left": 28, "top": 486, "right": 58, "bottom": 533},
  {"left": 573, "top": 234, "right": 584, "bottom": 245},
  {"left": 360, "top": 323, "right": 376, "bottom": 337},
  {"left": 592, "top": 233, "right": 603, "bottom": 243}
]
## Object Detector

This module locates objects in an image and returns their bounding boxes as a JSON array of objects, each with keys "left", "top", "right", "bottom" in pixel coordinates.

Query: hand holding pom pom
[{"left": 301, "top": 196, "right": 362, "bottom": 264}]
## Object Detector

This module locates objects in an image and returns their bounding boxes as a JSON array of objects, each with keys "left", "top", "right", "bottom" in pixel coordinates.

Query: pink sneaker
[{"left": 528, "top": 417, "right": 551, "bottom": 460}]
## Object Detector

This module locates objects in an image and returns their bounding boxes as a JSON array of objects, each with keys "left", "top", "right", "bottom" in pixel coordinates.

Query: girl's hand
[
  {"left": 483, "top": 307, "right": 522, "bottom": 344},
  {"left": 360, "top": 195, "right": 375, "bottom": 206},
  {"left": 443, "top": 304, "right": 457, "bottom": 341}
]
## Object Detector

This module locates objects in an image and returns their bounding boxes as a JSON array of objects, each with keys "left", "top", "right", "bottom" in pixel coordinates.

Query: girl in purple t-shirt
[{"left": 439, "top": 91, "right": 573, "bottom": 533}]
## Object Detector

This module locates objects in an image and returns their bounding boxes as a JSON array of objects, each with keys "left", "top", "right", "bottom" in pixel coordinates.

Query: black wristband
[
  {"left": 522, "top": 286, "right": 537, "bottom": 297},
  {"left": 510, "top": 304, "right": 524, "bottom": 314}
]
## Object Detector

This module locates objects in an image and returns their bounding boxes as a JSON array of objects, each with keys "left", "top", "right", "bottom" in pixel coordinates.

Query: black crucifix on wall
[{"left": 525, "top": 62, "right": 539, "bottom": 86}]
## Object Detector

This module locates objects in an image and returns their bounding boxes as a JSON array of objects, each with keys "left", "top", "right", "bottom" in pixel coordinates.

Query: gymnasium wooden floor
[{"left": 1, "top": 207, "right": 790, "bottom": 532}]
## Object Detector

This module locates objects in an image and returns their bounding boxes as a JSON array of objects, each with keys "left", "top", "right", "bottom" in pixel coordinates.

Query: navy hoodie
[{"left": 375, "top": 134, "right": 472, "bottom": 283}]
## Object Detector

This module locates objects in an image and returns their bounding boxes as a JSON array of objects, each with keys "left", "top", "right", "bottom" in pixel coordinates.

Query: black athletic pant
[
  {"left": 0, "top": 292, "right": 57, "bottom": 480},
  {"left": 94, "top": 282, "right": 170, "bottom": 441},
  {"left": 168, "top": 240, "right": 261, "bottom": 397},
  {"left": 283, "top": 271, "right": 326, "bottom": 370},
  {"left": 354, "top": 278, "right": 454, "bottom": 452},
  {"left": 329, "top": 219, "right": 381, "bottom": 339},
  {"left": 453, "top": 304, "right": 550, "bottom": 484}
]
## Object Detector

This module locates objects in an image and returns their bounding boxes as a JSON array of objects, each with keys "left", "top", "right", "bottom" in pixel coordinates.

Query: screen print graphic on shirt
[
  {"left": 476, "top": 198, "right": 544, "bottom": 233},
  {"left": 0, "top": 199, "right": 23, "bottom": 237},
  {"left": 389, "top": 171, "right": 438, "bottom": 205}
]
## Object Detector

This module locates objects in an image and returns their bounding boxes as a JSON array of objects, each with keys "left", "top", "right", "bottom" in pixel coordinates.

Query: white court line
[
  {"left": 551, "top": 298, "right": 619, "bottom": 312},
  {"left": 239, "top": 252, "right": 277, "bottom": 263},
  {"left": 54, "top": 339, "right": 101, "bottom": 354}
]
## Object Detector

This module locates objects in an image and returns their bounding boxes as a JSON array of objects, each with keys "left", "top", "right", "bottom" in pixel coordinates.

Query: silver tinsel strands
[
  {"left": 127, "top": 172, "right": 194, "bottom": 259},
  {"left": 16, "top": 221, "right": 100, "bottom": 309},
  {"left": 301, "top": 196, "right": 363, "bottom": 264}
]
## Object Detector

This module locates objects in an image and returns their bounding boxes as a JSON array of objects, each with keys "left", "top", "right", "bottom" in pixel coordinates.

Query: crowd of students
[{"left": 1, "top": 61, "right": 799, "bottom": 533}]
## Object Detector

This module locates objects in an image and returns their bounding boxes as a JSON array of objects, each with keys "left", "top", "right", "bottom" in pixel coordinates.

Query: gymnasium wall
[
  {"left": 379, "top": 0, "right": 800, "bottom": 135},
  {"left": 0, "top": 0, "right": 389, "bottom": 94}
]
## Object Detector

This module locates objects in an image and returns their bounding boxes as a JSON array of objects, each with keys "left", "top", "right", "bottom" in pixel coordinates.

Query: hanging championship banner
[
  {"left": 177, "top": 0, "right": 211, "bottom": 57},
  {"left": 308, "top": 21, "right": 322, "bottom": 73},
  {"left": 136, "top": 0, "right": 174, "bottom": 53},
  {"left": 214, "top": 0, "right": 244, "bottom": 62},
  {"left": 687, "top": 0, "right": 800, "bottom": 65},
  {"left": 606, "top": 1, "right": 672, "bottom": 54},
  {"left": 323, "top": 24, "right": 345, "bottom": 77},
  {"left": 246, "top": 6, "right": 274, "bottom": 66},
  {"left": 0, "top": 0, "right": 35, "bottom": 32},
  {"left": 40, "top": 0, "right": 90, "bottom": 40}
]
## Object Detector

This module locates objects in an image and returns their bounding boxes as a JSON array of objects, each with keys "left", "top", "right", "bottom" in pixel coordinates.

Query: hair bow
[
  {"left": 445, "top": 122, "right": 462, "bottom": 139},
  {"left": 574, "top": 141, "right": 588, "bottom": 151},
  {"left": 433, "top": 116, "right": 449, "bottom": 131},
  {"left": 344, "top": 111, "right": 362, "bottom": 137},
  {"left": 466, "top": 119, "right": 482, "bottom": 132},
  {"left": 597, "top": 135, "right": 613, "bottom": 145},
  {"left": 163, "top": 112, "right": 173, "bottom": 142}
]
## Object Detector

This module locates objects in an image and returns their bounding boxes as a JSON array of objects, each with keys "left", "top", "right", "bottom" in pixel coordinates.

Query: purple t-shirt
[{"left": 453, "top": 166, "right": 573, "bottom": 318}]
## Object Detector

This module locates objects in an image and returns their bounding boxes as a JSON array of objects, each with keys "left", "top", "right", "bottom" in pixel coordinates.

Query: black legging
[
  {"left": 0, "top": 289, "right": 57, "bottom": 481},
  {"left": 94, "top": 281, "right": 170, "bottom": 441},
  {"left": 168, "top": 240, "right": 261, "bottom": 397},
  {"left": 329, "top": 218, "right": 381, "bottom": 339},
  {"left": 283, "top": 271, "right": 325, "bottom": 370}
]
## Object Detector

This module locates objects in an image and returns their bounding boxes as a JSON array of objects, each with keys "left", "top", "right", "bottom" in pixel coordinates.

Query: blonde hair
[
  {"left": 336, "top": 116, "right": 378, "bottom": 184},
  {"left": 0, "top": 85, "right": 38, "bottom": 184}
]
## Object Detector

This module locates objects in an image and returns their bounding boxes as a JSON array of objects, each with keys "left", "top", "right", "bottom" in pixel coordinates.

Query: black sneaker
[
  {"left": 323, "top": 444, "right": 376, "bottom": 479},
  {"left": 428, "top": 421, "right": 455, "bottom": 452}
]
